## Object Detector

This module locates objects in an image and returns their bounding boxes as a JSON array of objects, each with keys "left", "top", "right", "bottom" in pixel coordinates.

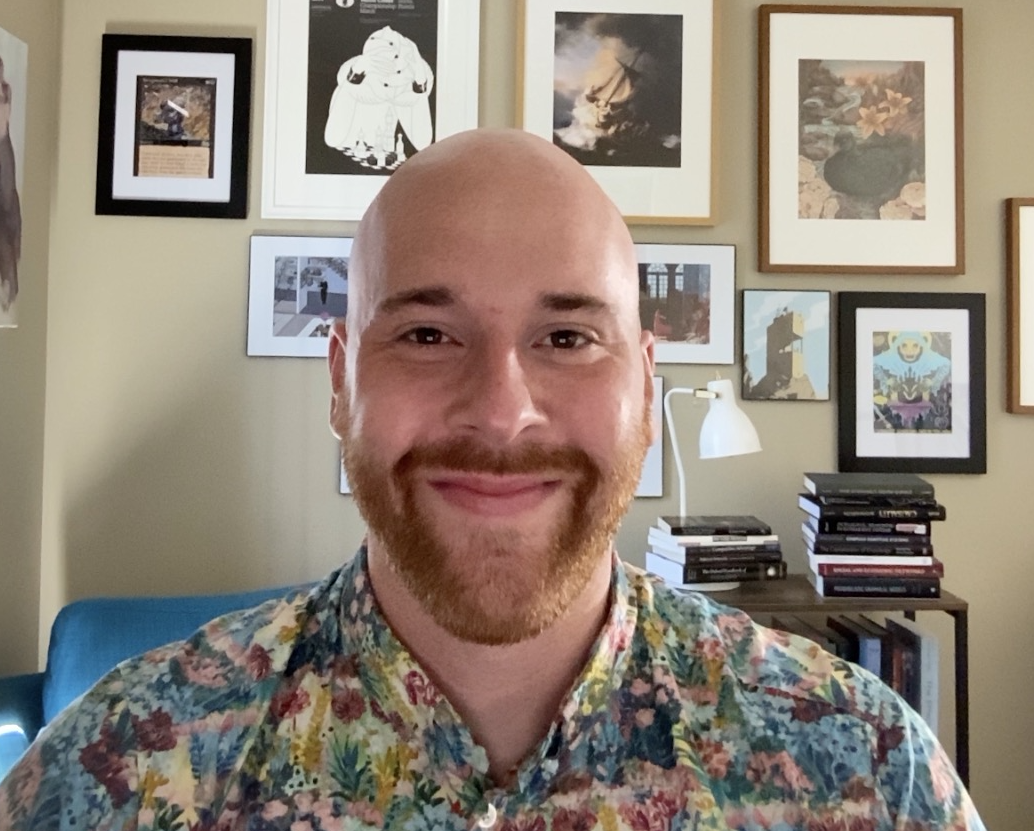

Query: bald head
[{"left": 346, "top": 128, "right": 638, "bottom": 335}]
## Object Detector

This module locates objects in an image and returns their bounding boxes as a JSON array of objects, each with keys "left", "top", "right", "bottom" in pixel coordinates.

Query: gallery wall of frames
[{"left": 58, "top": 0, "right": 1034, "bottom": 486}]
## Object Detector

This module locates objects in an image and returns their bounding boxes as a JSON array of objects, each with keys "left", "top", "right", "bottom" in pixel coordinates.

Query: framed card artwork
[
  {"left": 758, "top": 6, "right": 964, "bottom": 273},
  {"left": 837, "top": 292, "right": 986, "bottom": 474},
  {"left": 262, "top": 0, "right": 480, "bottom": 220},
  {"left": 742, "top": 289, "right": 830, "bottom": 401},
  {"left": 247, "top": 235, "right": 352, "bottom": 358},
  {"left": 95, "top": 34, "right": 252, "bottom": 219},
  {"left": 637, "top": 243, "right": 734, "bottom": 365},
  {"left": 517, "top": 0, "right": 717, "bottom": 224}
]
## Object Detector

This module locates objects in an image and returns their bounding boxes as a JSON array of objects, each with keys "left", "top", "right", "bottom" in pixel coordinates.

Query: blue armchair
[{"left": 0, "top": 583, "right": 304, "bottom": 780}]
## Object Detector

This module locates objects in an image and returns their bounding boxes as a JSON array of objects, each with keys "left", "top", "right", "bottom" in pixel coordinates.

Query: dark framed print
[
  {"left": 518, "top": 0, "right": 716, "bottom": 225},
  {"left": 262, "top": 0, "right": 480, "bottom": 220},
  {"left": 837, "top": 292, "right": 986, "bottom": 474},
  {"left": 742, "top": 289, "right": 830, "bottom": 401},
  {"left": 95, "top": 34, "right": 252, "bottom": 219},
  {"left": 1005, "top": 198, "right": 1034, "bottom": 414},
  {"left": 759, "top": 6, "right": 963, "bottom": 273},
  {"left": 637, "top": 243, "right": 734, "bottom": 364}
]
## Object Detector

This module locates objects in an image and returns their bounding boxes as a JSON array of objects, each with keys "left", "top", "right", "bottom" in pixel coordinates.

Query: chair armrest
[{"left": 0, "top": 672, "right": 44, "bottom": 780}]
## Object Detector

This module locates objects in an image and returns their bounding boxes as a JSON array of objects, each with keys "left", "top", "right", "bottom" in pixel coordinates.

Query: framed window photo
[
  {"left": 262, "top": 0, "right": 480, "bottom": 221},
  {"left": 638, "top": 244, "right": 734, "bottom": 365},
  {"left": 247, "top": 235, "right": 351, "bottom": 358},
  {"left": 95, "top": 34, "right": 252, "bottom": 219},
  {"left": 1005, "top": 198, "right": 1034, "bottom": 414},
  {"left": 759, "top": 6, "right": 964, "bottom": 273},
  {"left": 517, "top": 0, "right": 716, "bottom": 225},
  {"left": 742, "top": 289, "right": 830, "bottom": 401},
  {"left": 837, "top": 292, "right": 986, "bottom": 474}
]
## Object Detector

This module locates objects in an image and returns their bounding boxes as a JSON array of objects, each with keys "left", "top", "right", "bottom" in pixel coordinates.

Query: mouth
[{"left": 424, "top": 473, "right": 565, "bottom": 518}]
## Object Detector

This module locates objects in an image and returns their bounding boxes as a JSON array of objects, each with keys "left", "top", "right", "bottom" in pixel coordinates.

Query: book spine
[
  {"left": 810, "top": 504, "right": 945, "bottom": 520},
  {"left": 683, "top": 562, "right": 787, "bottom": 582},
  {"left": 680, "top": 550, "right": 784, "bottom": 565},
  {"left": 813, "top": 518, "right": 930, "bottom": 535},
  {"left": 815, "top": 495, "right": 939, "bottom": 508},
  {"left": 805, "top": 532, "right": 933, "bottom": 554},
  {"left": 814, "top": 562, "right": 943, "bottom": 578},
  {"left": 816, "top": 578, "right": 941, "bottom": 598}
]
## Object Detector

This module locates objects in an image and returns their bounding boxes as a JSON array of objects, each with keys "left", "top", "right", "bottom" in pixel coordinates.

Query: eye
[
  {"left": 547, "top": 330, "right": 590, "bottom": 349},
  {"left": 403, "top": 326, "right": 450, "bottom": 346}
]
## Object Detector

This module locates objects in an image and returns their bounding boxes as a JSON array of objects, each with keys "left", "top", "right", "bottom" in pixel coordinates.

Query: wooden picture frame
[
  {"left": 517, "top": 0, "right": 716, "bottom": 225},
  {"left": 758, "top": 5, "right": 964, "bottom": 273},
  {"left": 247, "top": 235, "right": 352, "bottom": 358},
  {"left": 262, "top": 0, "right": 480, "bottom": 221},
  {"left": 637, "top": 243, "right": 734, "bottom": 365},
  {"left": 837, "top": 292, "right": 986, "bottom": 474},
  {"left": 742, "top": 289, "right": 830, "bottom": 401},
  {"left": 95, "top": 34, "right": 252, "bottom": 219},
  {"left": 1006, "top": 198, "right": 1034, "bottom": 414}
]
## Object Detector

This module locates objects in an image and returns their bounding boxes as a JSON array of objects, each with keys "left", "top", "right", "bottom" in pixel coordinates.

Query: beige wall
[
  {"left": 8, "top": 0, "right": 1031, "bottom": 826},
  {"left": 0, "top": 0, "right": 59, "bottom": 674}
]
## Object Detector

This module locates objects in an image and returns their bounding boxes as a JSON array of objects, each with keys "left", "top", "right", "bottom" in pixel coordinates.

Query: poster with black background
[{"left": 307, "top": 0, "right": 439, "bottom": 176}]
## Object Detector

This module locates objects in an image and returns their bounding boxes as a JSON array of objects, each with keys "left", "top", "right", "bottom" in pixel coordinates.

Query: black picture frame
[
  {"left": 837, "top": 291, "right": 986, "bottom": 474},
  {"left": 95, "top": 34, "right": 252, "bottom": 219}
]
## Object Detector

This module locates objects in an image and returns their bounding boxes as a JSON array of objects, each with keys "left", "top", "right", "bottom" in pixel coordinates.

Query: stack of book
[
  {"left": 800, "top": 472, "right": 946, "bottom": 598},
  {"left": 646, "top": 515, "right": 786, "bottom": 591}
]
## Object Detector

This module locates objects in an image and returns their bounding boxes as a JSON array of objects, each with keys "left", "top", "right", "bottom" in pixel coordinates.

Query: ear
[
  {"left": 328, "top": 318, "right": 348, "bottom": 439},
  {"left": 641, "top": 328, "right": 657, "bottom": 442}
]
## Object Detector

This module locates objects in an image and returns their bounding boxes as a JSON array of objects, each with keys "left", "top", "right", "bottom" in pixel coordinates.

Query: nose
[{"left": 448, "top": 343, "right": 548, "bottom": 443}]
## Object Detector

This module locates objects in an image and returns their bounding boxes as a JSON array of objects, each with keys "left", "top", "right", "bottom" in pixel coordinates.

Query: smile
[{"left": 425, "top": 474, "right": 564, "bottom": 518}]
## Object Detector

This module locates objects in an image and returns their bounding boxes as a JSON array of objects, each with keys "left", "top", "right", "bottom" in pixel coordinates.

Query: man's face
[{"left": 333, "top": 163, "right": 653, "bottom": 645}]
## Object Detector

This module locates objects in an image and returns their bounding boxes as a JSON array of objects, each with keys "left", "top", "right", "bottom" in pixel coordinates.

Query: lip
[{"left": 425, "top": 473, "right": 564, "bottom": 518}]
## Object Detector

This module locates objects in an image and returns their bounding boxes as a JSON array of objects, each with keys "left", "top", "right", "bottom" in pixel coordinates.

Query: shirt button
[{"left": 476, "top": 803, "right": 498, "bottom": 829}]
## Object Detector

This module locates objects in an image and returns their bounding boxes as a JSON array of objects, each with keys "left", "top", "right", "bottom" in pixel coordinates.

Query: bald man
[{"left": 0, "top": 130, "right": 984, "bottom": 830}]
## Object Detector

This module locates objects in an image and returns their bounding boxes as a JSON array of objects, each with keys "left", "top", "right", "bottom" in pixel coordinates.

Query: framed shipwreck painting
[
  {"left": 95, "top": 34, "right": 252, "bottom": 219},
  {"left": 742, "top": 289, "right": 830, "bottom": 401},
  {"left": 247, "top": 235, "right": 351, "bottom": 358},
  {"left": 637, "top": 243, "right": 734, "bottom": 364},
  {"left": 837, "top": 292, "right": 986, "bottom": 474},
  {"left": 759, "top": 6, "right": 964, "bottom": 273},
  {"left": 517, "top": 0, "right": 716, "bottom": 225},
  {"left": 1006, "top": 198, "right": 1034, "bottom": 414},
  {"left": 262, "top": 0, "right": 480, "bottom": 220}
]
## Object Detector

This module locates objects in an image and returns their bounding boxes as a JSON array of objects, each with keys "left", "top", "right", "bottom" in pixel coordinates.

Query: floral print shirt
[{"left": 0, "top": 546, "right": 984, "bottom": 831}]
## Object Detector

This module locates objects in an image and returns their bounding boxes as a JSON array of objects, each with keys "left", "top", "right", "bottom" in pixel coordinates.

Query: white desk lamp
[{"left": 663, "top": 378, "right": 762, "bottom": 519}]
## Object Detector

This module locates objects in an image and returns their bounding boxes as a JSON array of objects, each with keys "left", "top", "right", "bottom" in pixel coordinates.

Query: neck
[{"left": 365, "top": 540, "right": 614, "bottom": 783}]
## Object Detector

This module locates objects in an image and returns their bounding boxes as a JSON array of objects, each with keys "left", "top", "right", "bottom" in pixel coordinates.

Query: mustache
[{"left": 393, "top": 437, "right": 598, "bottom": 478}]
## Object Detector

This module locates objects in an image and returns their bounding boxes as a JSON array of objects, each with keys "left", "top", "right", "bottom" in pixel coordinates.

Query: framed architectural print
[
  {"left": 95, "top": 34, "right": 252, "bottom": 219},
  {"left": 742, "top": 289, "right": 830, "bottom": 401},
  {"left": 637, "top": 243, "right": 734, "bottom": 364},
  {"left": 247, "top": 235, "right": 351, "bottom": 358},
  {"left": 759, "top": 6, "right": 964, "bottom": 273},
  {"left": 1006, "top": 198, "right": 1034, "bottom": 414},
  {"left": 262, "top": 0, "right": 480, "bottom": 220},
  {"left": 517, "top": 0, "right": 716, "bottom": 224},
  {"left": 837, "top": 292, "right": 986, "bottom": 474}
]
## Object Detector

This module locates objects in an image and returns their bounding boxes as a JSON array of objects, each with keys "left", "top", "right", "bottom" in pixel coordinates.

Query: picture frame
[
  {"left": 517, "top": 0, "right": 716, "bottom": 225},
  {"left": 95, "top": 34, "right": 252, "bottom": 219},
  {"left": 742, "top": 289, "right": 830, "bottom": 401},
  {"left": 837, "top": 292, "right": 986, "bottom": 474},
  {"left": 637, "top": 243, "right": 734, "bottom": 364},
  {"left": 0, "top": 25, "right": 27, "bottom": 328},
  {"left": 262, "top": 0, "right": 480, "bottom": 221},
  {"left": 247, "top": 235, "right": 352, "bottom": 358},
  {"left": 758, "top": 5, "right": 964, "bottom": 273},
  {"left": 1005, "top": 198, "right": 1034, "bottom": 414}
]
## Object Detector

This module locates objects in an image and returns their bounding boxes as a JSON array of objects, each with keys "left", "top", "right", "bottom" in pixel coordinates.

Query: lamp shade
[{"left": 698, "top": 379, "right": 762, "bottom": 459}]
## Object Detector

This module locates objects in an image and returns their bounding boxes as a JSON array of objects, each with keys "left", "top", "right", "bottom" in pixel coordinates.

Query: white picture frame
[
  {"left": 518, "top": 0, "right": 716, "bottom": 225},
  {"left": 247, "top": 234, "right": 352, "bottom": 358},
  {"left": 262, "top": 0, "right": 480, "bottom": 220},
  {"left": 637, "top": 243, "right": 734, "bottom": 364},
  {"left": 0, "top": 25, "right": 27, "bottom": 328}
]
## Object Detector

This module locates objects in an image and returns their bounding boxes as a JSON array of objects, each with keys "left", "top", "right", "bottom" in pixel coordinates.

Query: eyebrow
[
  {"left": 377, "top": 286, "right": 456, "bottom": 315},
  {"left": 538, "top": 292, "right": 612, "bottom": 314}
]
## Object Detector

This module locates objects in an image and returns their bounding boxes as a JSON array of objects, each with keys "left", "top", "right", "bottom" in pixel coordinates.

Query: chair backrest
[{"left": 42, "top": 584, "right": 305, "bottom": 724}]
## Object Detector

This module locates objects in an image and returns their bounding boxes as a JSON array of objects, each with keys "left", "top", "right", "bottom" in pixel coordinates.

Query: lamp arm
[{"left": 662, "top": 387, "right": 717, "bottom": 518}]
